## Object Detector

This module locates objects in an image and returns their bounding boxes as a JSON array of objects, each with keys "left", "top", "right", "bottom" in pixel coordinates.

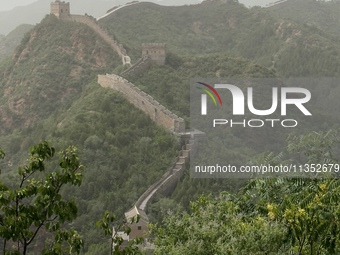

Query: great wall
[
  {"left": 67, "top": 14, "right": 132, "bottom": 66},
  {"left": 96, "top": 1, "right": 141, "bottom": 21},
  {"left": 50, "top": 0, "right": 205, "bottom": 244},
  {"left": 96, "top": 73, "right": 205, "bottom": 213},
  {"left": 97, "top": 74, "right": 185, "bottom": 133},
  {"left": 121, "top": 56, "right": 152, "bottom": 77}
]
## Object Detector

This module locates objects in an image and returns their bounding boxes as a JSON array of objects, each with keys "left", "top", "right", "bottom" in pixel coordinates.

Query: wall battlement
[
  {"left": 121, "top": 56, "right": 152, "bottom": 77},
  {"left": 142, "top": 43, "right": 166, "bottom": 65},
  {"left": 121, "top": 43, "right": 167, "bottom": 77},
  {"left": 98, "top": 74, "right": 186, "bottom": 133},
  {"left": 49, "top": 1, "right": 202, "bottom": 246},
  {"left": 68, "top": 15, "right": 131, "bottom": 66},
  {"left": 51, "top": 0, "right": 70, "bottom": 18},
  {"left": 136, "top": 129, "right": 205, "bottom": 212},
  {"left": 51, "top": 0, "right": 131, "bottom": 66}
]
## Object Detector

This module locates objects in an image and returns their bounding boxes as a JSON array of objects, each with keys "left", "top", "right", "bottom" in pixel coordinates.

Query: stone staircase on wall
[
  {"left": 68, "top": 14, "right": 131, "bottom": 66},
  {"left": 133, "top": 131, "right": 205, "bottom": 214},
  {"left": 121, "top": 56, "right": 152, "bottom": 77},
  {"left": 136, "top": 138, "right": 197, "bottom": 211},
  {"left": 97, "top": 73, "right": 206, "bottom": 213},
  {"left": 54, "top": 4, "right": 205, "bottom": 248},
  {"left": 86, "top": 7, "right": 207, "bottom": 229}
]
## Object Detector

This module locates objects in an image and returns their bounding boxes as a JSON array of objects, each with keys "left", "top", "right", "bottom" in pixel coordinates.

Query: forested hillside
[
  {"left": 0, "top": 15, "right": 179, "bottom": 253},
  {"left": 100, "top": 0, "right": 340, "bottom": 77},
  {"left": 105, "top": 0, "right": 340, "bottom": 217},
  {"left": 0, "top": 24, "right": 33, "bottom": 61},
  {"left": 268, "top": 0, "right": 340, "bottom": 38},
  {"left": 1, "top": 0, "right": 340, "bottom": 254}
]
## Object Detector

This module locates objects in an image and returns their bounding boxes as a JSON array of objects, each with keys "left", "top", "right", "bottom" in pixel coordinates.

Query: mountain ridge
[
  {"left": 0, "top": 0, "right": 202, "bottom": 36},
  {"left": 0, "top": 24, "right": 33, "bottom": 61},
  {"left": 1, "top": 0, "right": 340, "bottom": 253},
  {"left": 100, "top": 0, "right": 340, "bottom": 77}
]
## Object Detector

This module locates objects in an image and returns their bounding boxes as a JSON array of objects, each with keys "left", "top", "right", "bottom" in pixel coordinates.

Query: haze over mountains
[
  {"left": 0, "top": 0, "right": 277, "bottom": 12},
  {"left": 0, "top": 0, "right": 285, "bottom": 36},
  {"left": 0, "top": 0, "right": 340, "bottom": 253},
  {"left": 0, "top": 0, "right": 203, "bottom": 36},
  {"left": 0, "top": 24, "right": 33, "bottom": 61}
]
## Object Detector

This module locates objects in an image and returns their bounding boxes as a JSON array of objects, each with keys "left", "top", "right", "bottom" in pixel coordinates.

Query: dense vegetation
[
  {"left": 101, "top": 0, "right": 340, "bottom": 218},
  {"left": 0, "top": 142, "right": 84, "bottom": 255},
  {"left": 152, "top": 130, "right": 340, "bottom": 255},
  {"left": 1, "top": 0, "right": 340, "bottom": 253},
  {"left": 269, "top": 0, "right": 340, "bottom": 38},
  {"left": 100, "top": 0, "right": 340, "bottom": 77},
  {"left": 0, "top": 24, "right": 33, "bottom": 62},
  {"left": 0, "top": 15, "right": 178, "bottom": 253},
  {"left": 126, "top": 53, "right": 275, "bottom": 121}
]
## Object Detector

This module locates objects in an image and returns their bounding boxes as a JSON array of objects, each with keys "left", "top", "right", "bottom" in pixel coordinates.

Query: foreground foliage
[
  {"left": 152, "top": 130, "right": 340, "bottom": 255},
  {"left": 152, "top": 193, "right": 287, "bottom": 255},
  {"left": 0, "top": 142, "right": 146, "bottom": 255},
  {"left": 0, "top": 142, "right": 84, "bottom": 254}
]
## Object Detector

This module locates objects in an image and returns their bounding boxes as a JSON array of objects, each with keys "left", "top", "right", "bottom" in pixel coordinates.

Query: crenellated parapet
[
  {"left": 97, "top": 73, "right": 205, "bottom": 245},
  {"left": 69, "top": 15, "right": 131, "bottom": 66},
  {"left": 50, "top": 0, "right": 70, "bottom": 19},
  {"left": 142, "top": 43, "right": 166, "bottom": 65},
  {"left": 98, "top": 74, "right": 186, "bottom": 133},
  {"left": 121, "top": 56, "right": 152, "bottom": 77},
  {"left": 50, "top": 1, "right": 131, "bottom": 66}
]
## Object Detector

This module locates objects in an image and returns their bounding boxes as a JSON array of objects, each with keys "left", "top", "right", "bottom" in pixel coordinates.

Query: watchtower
[
  {"left": 51, "top": 0, "right": 70, "bottom": 19},
  {"left": 142, "top": 43, "right": 166, "bottom": 65}
]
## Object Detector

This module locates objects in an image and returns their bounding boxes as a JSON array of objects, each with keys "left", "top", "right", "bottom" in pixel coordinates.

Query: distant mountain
[
  {"left": 0, "top": 14, "right": 179, "bottom": 252},
  {"left": 100, "top": 0, "right": 340, "bottom": 77},
  {"left": 0, "top": 0, "right": 201, "bottom": 35},
  {"left": 0, "top": 0, "right": 36, "bottom": 11},
  {"left": 0, "top": 0, "right": 340, "bottom": 252},
  {"left": 267, "top": 0, "right": 340, "bottom": 38},
  {"left": 0, "top": 0, "right": 46, "bottom": 35},
  {"left": 0, "top": 24, "right": 33, "bottom": 61},
  {"left": 0, "top": 0, "right": 112, "bottom": 35}
]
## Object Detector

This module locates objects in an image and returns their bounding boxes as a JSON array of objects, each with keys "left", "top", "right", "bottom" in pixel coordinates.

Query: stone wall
[
  {"left": 51, "top": 1, "right": 70, "bottom": 18},
  {"left": 136, "top": 137, "right": 200, "bottom": 211},
  {"left": 68, "top": 15, "right": 131, "bottom": 66},
  {"left": 97, "top": 74, "right": 186, "bottom": 133},
  {"left": 121, "top": 56, "right": 152, "bottom": 77},
  {"left": 97, "top": 1, "right": 141, "bottom": 21},
  {"left": 265, "top": 0, "right": 289, "bottom": 8},
  {"left": 142, "top": 43, "right": 166, "bottom": 65},
  {"left": 135, "top": 143, "right": 188, "bottom": 211}
]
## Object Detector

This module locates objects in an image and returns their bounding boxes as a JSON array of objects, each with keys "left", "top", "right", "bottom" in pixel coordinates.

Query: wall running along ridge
[
  {"left": 121, "top": 56, "right": 152, "bottom": 77},
  {"left": 136, "top": 139, "right": 195, "bottom": 211},
  {"left": 97, "top": 74, "right": 204, "bottom": 212},
  {"left": 97, "top": 74, "right": 186, "bottom": 133},
  {"left": 66, "top": 14, "right": 131, "bottom": 66}
]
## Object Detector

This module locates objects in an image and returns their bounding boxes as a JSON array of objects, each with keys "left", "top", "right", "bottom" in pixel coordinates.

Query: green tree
[
  {"left": 242, "top": 129, "right": 340, "bottom": 254},
  {"left": 96, "top": 211, "right": 144, "bottom": 255},
  {"left": 151, "top": 193, "right": 287, "bottom": 255},
  {"left": 0, "top": 142, "right": 84, "bottom": 255},
  {"left": 152, "top": 129, "right": 340, "bottom": 255}
]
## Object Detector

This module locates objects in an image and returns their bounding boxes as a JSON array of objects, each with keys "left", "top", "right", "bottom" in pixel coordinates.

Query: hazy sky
[
  {"left": 1, "top": 0, "right": 37, "bottom": 11},
  {"left": 0, "top": 0, "right": 275, "bottom": 12}
]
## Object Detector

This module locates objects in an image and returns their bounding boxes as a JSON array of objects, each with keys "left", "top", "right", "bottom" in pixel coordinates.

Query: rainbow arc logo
[{"left": 196, "top": 82, "right": 223, "bottom": 115}]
